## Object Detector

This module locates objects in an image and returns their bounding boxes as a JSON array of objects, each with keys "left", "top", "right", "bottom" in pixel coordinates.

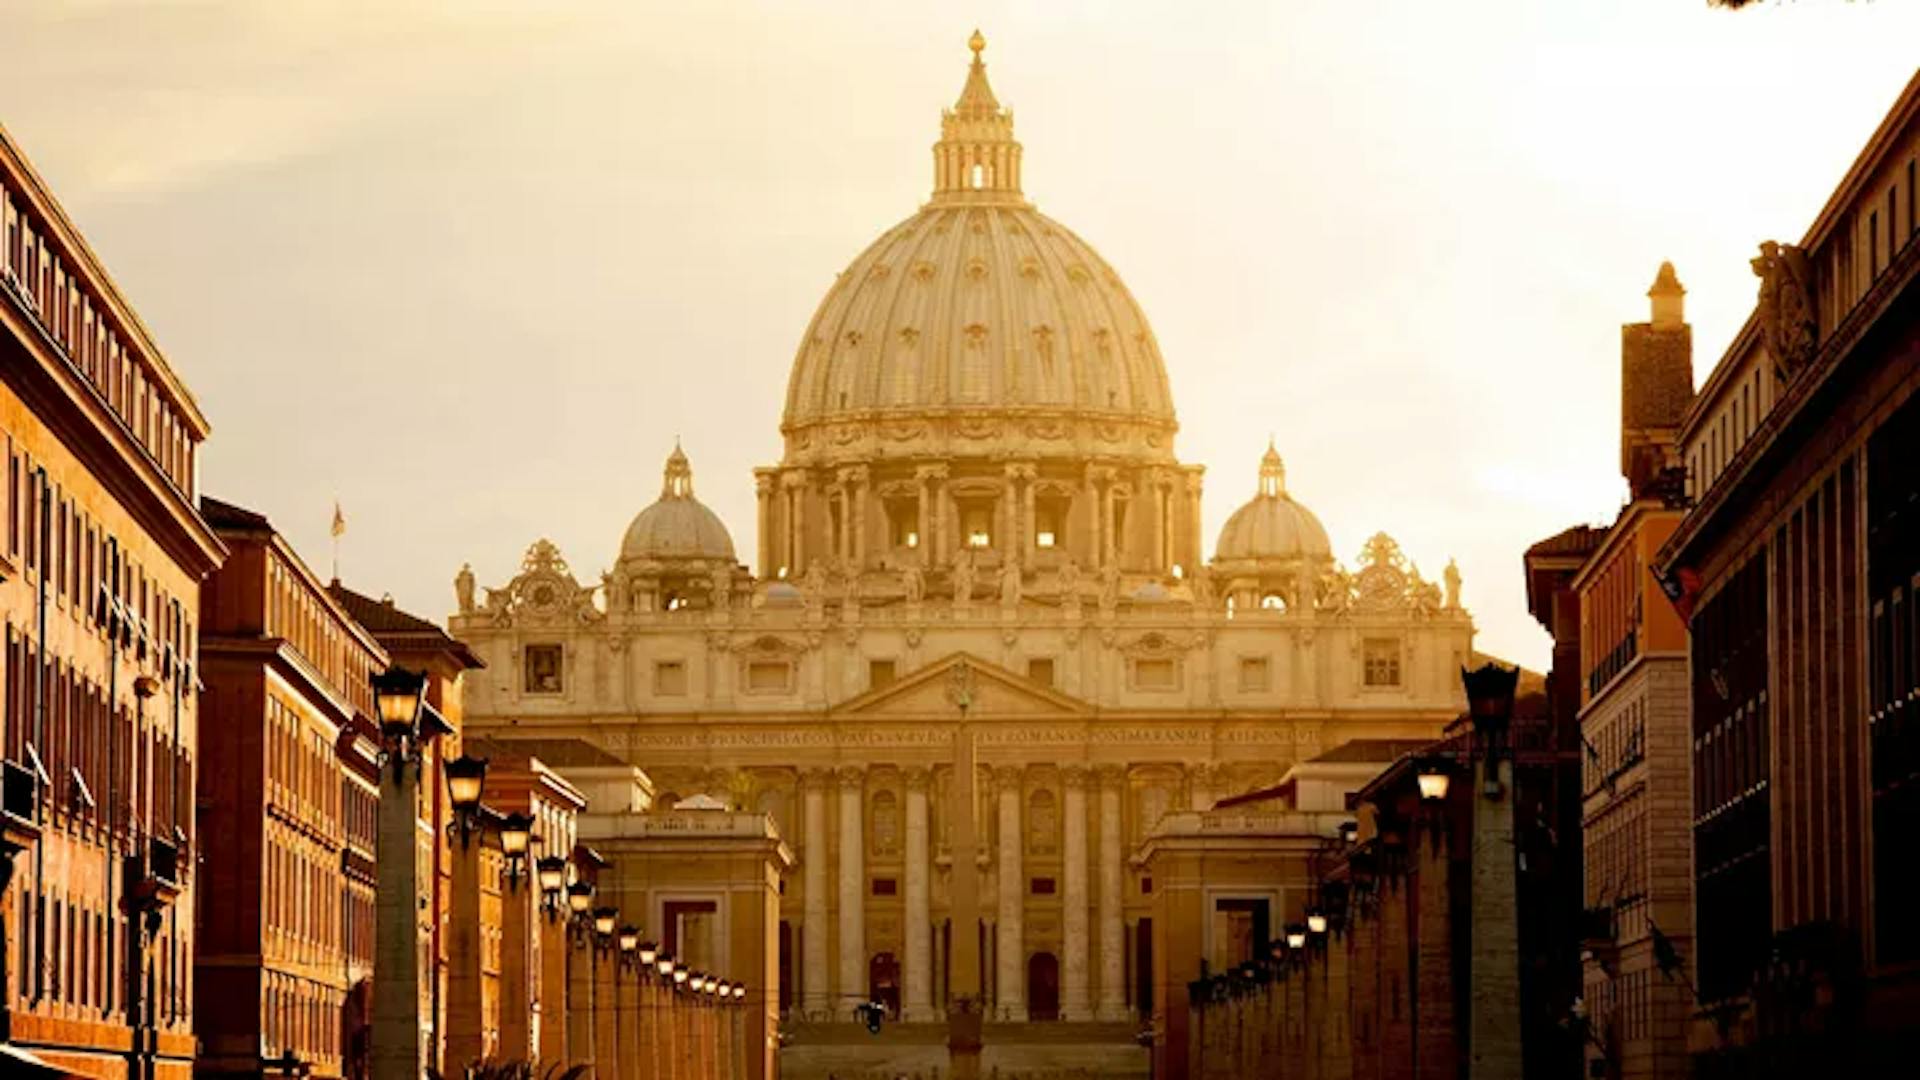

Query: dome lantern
[
  {"left": 932, "top": 30, "right": 1025, "bottom": 205},
  {"left": 1258, "top": 440, "right": 1286, "bottom": 498}
]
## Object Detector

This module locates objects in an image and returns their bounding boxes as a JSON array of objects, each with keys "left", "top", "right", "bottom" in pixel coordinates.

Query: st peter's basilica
[{"left": 455, "top": 32, "right": 1472, "bottom": 1075}]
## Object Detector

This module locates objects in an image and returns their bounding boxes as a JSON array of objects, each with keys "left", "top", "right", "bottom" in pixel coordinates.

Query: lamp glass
[
  {"left": 639, "top": 943, "right": 658, "bottom": 965},
  {"left": 674, "top": 966, "right": 689, "bottom": 984},
  {"left": 619, "top": 926, "right": 639, "bottom": 953},
  {"left": 1287, "top": 931, "right": 1307, "bottom": 949},
  {"left": 593, "top": 908, "right": 618, "bottom": 937},
  {"left": 657, "top": 956, "right": 675, "bottom": 977},
  {"left": 1308, "top": 912, "right": 1329, "bottom": 935},
  {"left": 567, "top": 882, "right": 593, "bottom": 915},
  {"left": 499, "top": 813, "right": 533, "bottom": 857},
  {"left": 1417, "top": 769, "right": 1451, "bottom": 801},
  {"left": 733, "top": 984, "right": 746, "bottom": 999},
  {"left": 536, "top": 857, "right": 566, "bottom": 894},
  {"left": 445, "top": 754, "right": 488, "bottom": 814},
  {"left": 372, "top": 667, "right": 426, "bottom": 730}
]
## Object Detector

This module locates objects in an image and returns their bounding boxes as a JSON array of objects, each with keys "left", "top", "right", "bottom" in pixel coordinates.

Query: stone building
[
  {"left": 456, "top": 33, "right": 1472, "bottom": 1077},
  {"left": 193, "top": 497, "right": 388, "bottom": 1080},
  {"left": 1655, "top": 68, "right": 1920, "bottom": 1077},
  {"left": 1565, "top": 269, "right": 1696, "bottom": 1079},
  {"left": 2, "top": 119, "right": 225, "bottom": 1077}
]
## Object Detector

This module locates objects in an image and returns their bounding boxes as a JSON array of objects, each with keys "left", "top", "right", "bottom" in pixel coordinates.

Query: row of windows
[
  {"left": 3, "top": 628, "right": 193, "bottom": 843},
  {"left": 1867, "top": 393, "right": 1920, "bottom": 966},
  {"left": 267, "top": 694, "right": 342, "bottom": 840},
  {"left": 17, "top": 889, "right": 189, "bottom": 1031},
  {"left": 1, "top": 181, "right": 197, "bottom": 495},
  {"left": 1586, "top": 788, "right": 1649, "bottom": 938},
  {"left": 1584, "top": 697, "right": 1647, "bottom": 797},
  {"left": 262, "top": 971, "right": 343, "bottom": 1068},
  {"left": 265, "top": 827, "right": 346, "bottom": 964},
  {"left": 4, "top": 433, "right": 196, "bottom": 679},
  {"left": 265, "top": 551, "right": 377, "bottom": 716},
  {"left": 522, "top": 641, "right": 1404, "bottom": 700}
]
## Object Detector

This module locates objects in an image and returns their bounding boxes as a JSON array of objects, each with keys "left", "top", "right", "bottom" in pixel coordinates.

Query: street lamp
[
  {"left": 445, "top": 754, "right": 489, "bottom": 845},
  {"left": 656, "top": 953, "right": 675, "bottom": 981},
  {"left": 371, "top": 666, "right": 428, "bottom": 776},
  {"left": 638, "top": 941, "right": 658, "bottom": 966},
  {"left": 1336, "top": 819, "right": 1358, "bottom": 846},
  {"left": 537, "top": 855, "right": 567, "bottom": 916},
  {"left": 560, "top": 876, "right": 591, "bottom": 914},
  {"left": 1307, "top": 911, "right": 1329, "bottom": 936},
  {"left": 593, "top": 906, "right": 618, "bottom": 941},
  {"left": 1461, "top": 661, "right": 1519, "bottom": 799},
  {"left": 673, "top": 964, "right": 689, "bottom": 989},
  {"left": 732, "top": 983, "right": 746, "bottom": 1001},
  {"left": 619, "top": 925, "right": 640, "bottom": 957},
  {"left": 498, "top": 812, "right": 534, "bottom": 886},
  {"left": 1285, "top": 923, "right": 1307, "bottom": 951},
  {"left": 1416, "top": 760, "right": 1452, "bottom": 802}
]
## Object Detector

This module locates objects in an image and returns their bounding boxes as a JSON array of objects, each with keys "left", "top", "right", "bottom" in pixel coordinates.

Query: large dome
[
  {"left": 781, "top": 33, "right": 1174, "bottom": 450},
  {"left": 619, "top": 445, "right": 736, "bottom": 563},
  {"left": 1214, "top": 445, "right": 1332, "bottom": 563}
]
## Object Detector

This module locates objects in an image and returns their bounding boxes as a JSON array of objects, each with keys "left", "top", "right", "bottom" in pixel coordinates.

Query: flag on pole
[{"left": 331, "top": 501, "right": 347, "bottom": 538}]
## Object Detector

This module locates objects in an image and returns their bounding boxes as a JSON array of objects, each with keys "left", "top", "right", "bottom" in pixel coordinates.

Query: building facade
[
  {"left": 1656, "top": 68, "right": 1920, "bottom": 1077},
  {"left": 1568, "top": 267, "right": 1696, "bottom": 1079},
  {"left": 194, "top": 497, "right": 388, "bottom": 1080},
  {"left": 2, "top": 120, "right": 225, "bottom": 1078},
  {"left": 456, "top": 34, "right": 1472, "bottom": 1076}
]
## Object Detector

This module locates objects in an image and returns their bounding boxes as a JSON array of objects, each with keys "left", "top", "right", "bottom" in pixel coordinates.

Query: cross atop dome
[{"left": 932, "top": 29, "right": 1026, "bottom": 205}]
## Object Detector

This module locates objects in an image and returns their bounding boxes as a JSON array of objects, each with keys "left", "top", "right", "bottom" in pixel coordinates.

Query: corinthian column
[
  {"left": 1061, "top": 766, "right": 1092, "bottom": 1021},
  {"left": 1095, "top": 765, "right": 1129, "bottom": 1022},
  {"left": 994, "top": 765, "right": 1026, "bottom": 1020},
  {"left": 801, "top": 769, "right": 830, "bottom": 1020},
  {"left": 838, "top": 765, "right": 868, "bottom": 1020},
  {"left": 904, "top": 768, "right": 934, "bottom": 1022}
]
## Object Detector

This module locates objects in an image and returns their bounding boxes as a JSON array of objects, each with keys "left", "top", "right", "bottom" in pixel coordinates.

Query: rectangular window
[
  {"left": 523, "top": 644, "right": 563, "bottom": 693},
  {"left": 746, "top": 660, "right": 792, "bottom": 693},
  {"left": 870, "top": 878, "right": 897, "bottom": 897},
  {"left": 1238, "top": 656, "right": 1270, "bottom": 693},
  {"left": 868, "top": 659, "right": 897, "bottom": 689},
  {"left": 1132, "top": 658, "right": 1177, "bottom": 691},
  {"left": 1363, "top": 638, "right": 1402, "bottom": 687},
  {"left": 1026, "top": 657, "right": 1055, "bottom": 687},
  {"left": 1029, "top": 877, "right": 1056, "bottom": 896},
  {"left": 654, "top": 660, "right": 687, "bottom": 696}
]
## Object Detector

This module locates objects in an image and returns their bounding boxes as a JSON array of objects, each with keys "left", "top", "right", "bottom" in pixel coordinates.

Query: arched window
[
  {"left": 971, "top": 163, "right": 986, "bottom": 189},
  {"left": 1261, "top": 593, "right": 1286, "bottom": 611}
]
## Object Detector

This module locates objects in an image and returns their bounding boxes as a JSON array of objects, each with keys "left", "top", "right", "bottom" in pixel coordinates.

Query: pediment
[{"left": 832, "top": 652, "right": 1093, "bottom": 719}]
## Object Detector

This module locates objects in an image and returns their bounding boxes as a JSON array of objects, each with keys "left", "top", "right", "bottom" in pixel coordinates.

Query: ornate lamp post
[
  {"left": 564, "top": 873, "right": 598, "bottom": 1072},
  {"left": 1461, "top": 662, "right": 1522, "bottom": 1080},
  {"left": 591, "top": 907, "right": 621, "bottom": 1078},
  {"left": 370, "top": 666, "right": 433, "bottom": 1080}
]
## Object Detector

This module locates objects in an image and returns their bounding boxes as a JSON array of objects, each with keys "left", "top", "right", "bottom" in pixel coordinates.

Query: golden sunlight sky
[{"left": 4, "top": 1, "right": 1917, "bottom": 667}]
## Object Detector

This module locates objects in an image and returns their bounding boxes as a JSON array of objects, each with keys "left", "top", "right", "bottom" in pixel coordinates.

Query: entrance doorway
[
  {"left": 1027, "top": 952, "right": 1060, "bottom": 1021},
  {"left": 869, "top": 952, "right": 901, "bottom": 1018}
]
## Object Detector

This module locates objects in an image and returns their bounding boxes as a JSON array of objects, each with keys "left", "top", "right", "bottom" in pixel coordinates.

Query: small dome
[
  {"left": 1214, "top": 444, "right": 1332, "bottom": 562},
  {"left": 620, "top": 445, "right": 737, "bottom": 563},
  {"left": 1131, "top": 581, "right": 1170, "bottom": 604},
  {"left": 762, "top": 581, "right": 803, "bottom": 608}
]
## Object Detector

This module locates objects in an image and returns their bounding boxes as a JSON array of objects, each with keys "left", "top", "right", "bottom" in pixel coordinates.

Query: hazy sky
[{"left": 4, "top": 1, "right": 1916, "bottom": 668}]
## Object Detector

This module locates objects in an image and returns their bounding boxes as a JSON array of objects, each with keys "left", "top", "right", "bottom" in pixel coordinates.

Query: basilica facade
[{"left": 454, "top": 31, "right": 1471, "bottom": 1051}]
